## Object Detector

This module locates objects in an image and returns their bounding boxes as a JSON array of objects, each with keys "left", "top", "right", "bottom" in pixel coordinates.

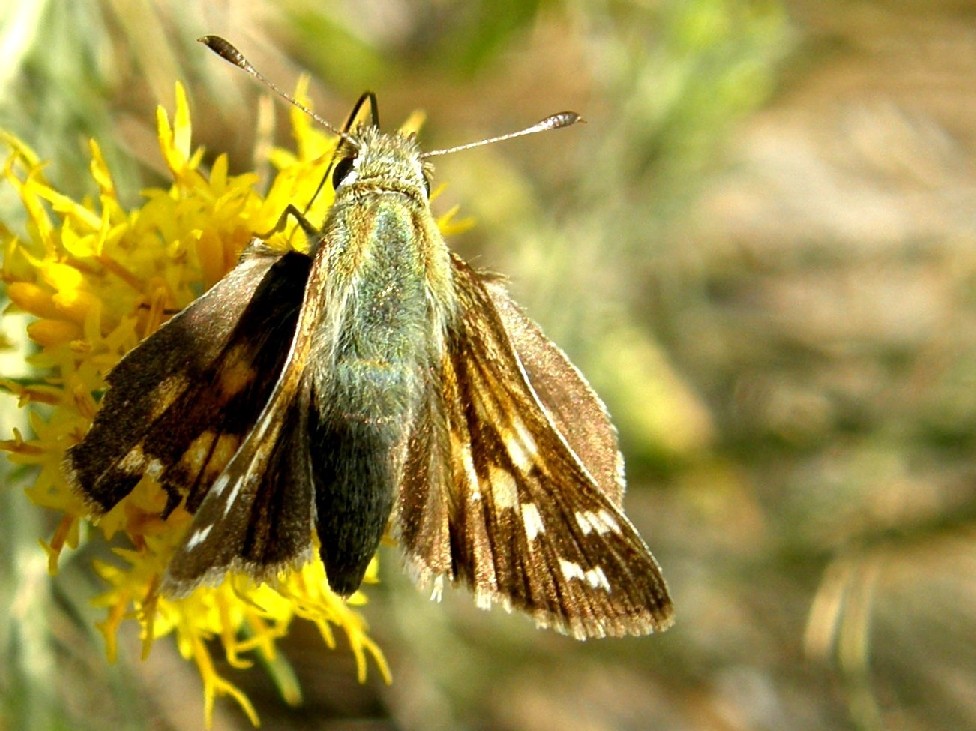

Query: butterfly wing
[
  {"left": 396, "top": 255, "right": 673, "bottom": 639},
  {"left": 161, "top": 235, "right": 336, "bottom": 596},
  {"left": 161, "top": 377, "right": 315, "bottom": 596},
  {"left": 480, "top": 276, "right": 626, "bottom": 506},
  {"left": 65, "top": 241, "right": 312, "bottom": 516}
]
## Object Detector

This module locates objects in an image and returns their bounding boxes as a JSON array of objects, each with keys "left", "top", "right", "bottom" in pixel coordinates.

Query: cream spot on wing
[
  {"left": 182, "top": 431, "right": 215, "bottom": 473},
  {"left": 208, "top": 434, "right": 241, "bottom": 476},
  {"left": 488, "top": 466, "right": 518, "bottom": 510},
  {"left": 219, "top": 344, "right": 257, "bottom": 397},
  {"left": 521, "top": 503, "right": 544, "bottom": 540},
  {"left": 505, "top": 431, "right": 535, "bottom": 474},
  {"left": 184, "top": 523, "right": 212, "bottom": 550},
  {"left": 119, "top": 446, "right": 146, "bottom": 473},
  {"left": 514, "top": 416, "right": 537, "bottom": 461},
  {"left": 576, "top": 512, "right": 593, "bottom": 535},
  {"left": 596, "top": 509, "right": 620, "bottom": 534},
  {"left": 151, "top": 375, "right": 189, "bottom": 419},
  {"left": 460, "top": 442, "right": 481, "bottom": 501},
  {"left": 473, "top": 388, "right": 502, "bottom": 424}
]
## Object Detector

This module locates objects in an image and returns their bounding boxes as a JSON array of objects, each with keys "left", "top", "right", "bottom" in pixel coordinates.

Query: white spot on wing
[
  {"left": 514, "top": 416, "right": 537, "bottom": 460},
  {"left": 575, "top": 509, "right": 621, "bottom": 535},
  {"left": 558, "top": 559, "right": 612, "bottom": 592},
  {"left": 430, "top": 575, "right": 444, "bottom": 602},
  {"left": 559, "top": 558, "right": 584, "bottom": 581},
  {"left": 184, "top": 524, "right": 212, "bottom": 550},
  {"left": 146, "top": 459, "right": 164, "bottom": 480},
  {"left": 211, "top": 473, "right": 229, "bottom": 497},
  {"left": 576, "top": 512, "right": 594, "bottom": 535},
  {"left": 521, "top": 503, "right": 544, "bottom": 540},
  {"left": 585, "top": 566, "right": 611, "bottom": 591},
  {"left": 223, "top": 480, "right": 242, "bottom": 517}
]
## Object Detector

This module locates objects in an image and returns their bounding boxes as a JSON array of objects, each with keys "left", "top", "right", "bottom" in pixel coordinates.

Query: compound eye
[{"left": 332, "top": 155, "right": 356, "bottom": 189}]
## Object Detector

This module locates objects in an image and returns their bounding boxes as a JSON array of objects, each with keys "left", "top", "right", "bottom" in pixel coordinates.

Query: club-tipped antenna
[
  {"left": 421, "top": 111, "right": 583, "bottom": 158},
  {"left": 200, "top": 35, "right": 581, "bottom": 158},
  {"left": 198, "top": 35, "right": 359, "bottom": 150}
]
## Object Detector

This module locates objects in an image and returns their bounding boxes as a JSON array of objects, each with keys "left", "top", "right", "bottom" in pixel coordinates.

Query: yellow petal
[
  {"left": 36, "top": 182, "right": 102, "bottom": 232},
  {"left": 37, "top": 260, "right": 83, "bottom": 293},
  {"left": 6, "top": 281, "right": 60, "bottom": 319},
  {"left": 173, "top": 82, "right": 192, "bottom": 164},
  {"left": 157, "top": 83, "right": 194, "bottom": 175},
  {"left": 27, "top": 318, "right": 82, "bottom": 346},
  {"left": 88, "top": 139, "right": 116, "bottom": 197},
  {"left": 51, "top": 287, "right": 99, "bottom": 324}
]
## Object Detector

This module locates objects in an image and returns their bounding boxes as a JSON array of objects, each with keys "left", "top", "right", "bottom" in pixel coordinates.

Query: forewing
[
  {"left": 163, "top": 235, "right": 336, "bottom": 596},
  {"left": 398, "top": 255, "right": 673, "bottom": 638},
  {"left": 65, "top": 240, "right": 312, "bottom": 516},
  {"left": 482, "top": 277, "right": 625, "bottom": 505}
]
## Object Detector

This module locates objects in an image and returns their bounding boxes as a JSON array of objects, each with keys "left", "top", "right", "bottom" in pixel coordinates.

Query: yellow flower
[{"left": 0, "top": 81, "right": 472, "bottom": 726}]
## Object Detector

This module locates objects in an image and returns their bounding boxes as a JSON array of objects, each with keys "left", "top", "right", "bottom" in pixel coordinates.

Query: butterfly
[{"left": 64, "top": 36, "right": 673, "bottom": 640}]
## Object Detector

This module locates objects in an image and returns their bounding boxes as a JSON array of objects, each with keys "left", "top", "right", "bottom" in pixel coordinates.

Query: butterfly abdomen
[{"left": 308, "top": 406, "right": 400, "bottom": 595}]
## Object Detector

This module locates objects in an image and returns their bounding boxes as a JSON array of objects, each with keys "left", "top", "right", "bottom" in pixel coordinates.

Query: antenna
[
  {"left": 198, "top": 35, "right": 359, "bottom": 150},
  {"left": 199, "top": 35, "right": 582, "bottom": 159},
  {"left": 421, "top": 112, "right": 583, "bottom": 158}
]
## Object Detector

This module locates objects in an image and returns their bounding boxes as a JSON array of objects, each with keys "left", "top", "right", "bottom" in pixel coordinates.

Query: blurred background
[{"left": 3, "top": 1, "right": 976, "bottom": 729}]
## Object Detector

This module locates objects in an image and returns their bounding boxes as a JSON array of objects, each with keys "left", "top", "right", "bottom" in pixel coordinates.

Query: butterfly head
[{"left": 331, "top": 127, "right": 432, "bottom": 202}]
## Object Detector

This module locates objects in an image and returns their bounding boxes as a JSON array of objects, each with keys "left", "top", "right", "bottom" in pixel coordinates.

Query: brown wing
[
  {"left": 161, "top": 378, "right": 315, "bottom": 596},
  {"left": 162, "top": 228, "right": 337, "bottom": 596},
  {"left": 396, "top": 255, "right": 673, "bottom": 639},
  {"left": 481, "top": 276, "right": 625, "bottom": 505},
  {"left": 65, "top": 240, "right": 311, "bottom": 516}
]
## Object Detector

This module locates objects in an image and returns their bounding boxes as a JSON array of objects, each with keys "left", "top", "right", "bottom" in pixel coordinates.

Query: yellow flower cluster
[{"left": 0, "top": 81, "right": 468, "bottom": 726}]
